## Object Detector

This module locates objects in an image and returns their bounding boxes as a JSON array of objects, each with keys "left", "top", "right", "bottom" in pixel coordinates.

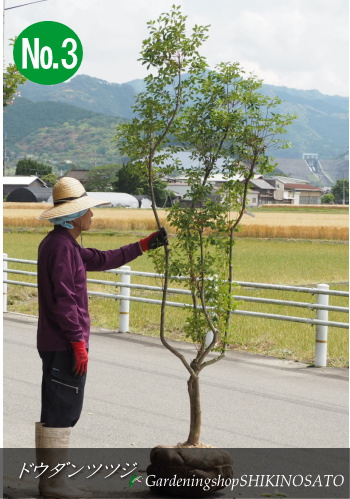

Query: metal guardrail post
[
  {"left": 314, "top": 284, "right": 329, "bottom": 367},
  {"left": 118, "top": 265, "right": 131, "bottom": 333},
  {"left": 3, "top": 254, "right": 8, "bottom": 312}
]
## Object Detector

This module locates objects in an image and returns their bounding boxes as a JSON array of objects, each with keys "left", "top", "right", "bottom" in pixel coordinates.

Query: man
[{"left": 35, "top": 177, "right": 167, "bottom": 499}]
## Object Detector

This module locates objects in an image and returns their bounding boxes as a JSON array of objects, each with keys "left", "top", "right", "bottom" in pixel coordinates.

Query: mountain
[
  {"left": 3, "top": 97, "right": 125, "bottom": 169},
  {"left": 19, "top": 75, "right": 137, "bottom": 119},
  {"left": 4, "top": 74, "right": 349, "bottom": 173},
  {"left": 260, "top": 84, "right": 349, "bottom": 160}
]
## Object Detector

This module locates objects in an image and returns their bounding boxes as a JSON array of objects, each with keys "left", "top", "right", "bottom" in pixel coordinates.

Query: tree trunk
[{"left": 186, "top": 374, "right": 201, "bottom": 445}]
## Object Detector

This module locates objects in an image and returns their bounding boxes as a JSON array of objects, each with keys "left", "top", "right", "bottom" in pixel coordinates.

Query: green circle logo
[{"left": 13, "top": 21, "right": 83, "bottom": 85}]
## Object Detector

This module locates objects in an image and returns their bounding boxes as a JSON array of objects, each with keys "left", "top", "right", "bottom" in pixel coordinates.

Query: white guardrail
[{"left": 3, "top": 254, "right": 349, "bottom": 368}]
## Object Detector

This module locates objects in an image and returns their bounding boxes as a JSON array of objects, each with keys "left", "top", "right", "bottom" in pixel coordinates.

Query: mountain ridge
[
  {"left": 3, "top": 74, "right": 349, "bottom": 172},
  {"left": 19, "top": 73, "right": 349, "bottom": 118}
]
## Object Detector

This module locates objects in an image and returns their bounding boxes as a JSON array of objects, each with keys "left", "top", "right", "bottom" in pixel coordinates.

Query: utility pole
[
  {"left": 3, "top": 132, "right": 16, "bottom": 175},
  {"left": 3, "top": 0, "right": 48, "bottom": 174},
  {"left": 3, "top": 132, "right": 8, "bottom": 175}
]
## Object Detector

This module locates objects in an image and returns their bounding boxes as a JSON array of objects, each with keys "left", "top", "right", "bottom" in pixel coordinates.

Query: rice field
[
  {"left": 3, "top": 231, "right": 349, "bottom": 367},
  {"left": 3, "top": 202, "right": 349, "bottom": 240},
  {"left": 259, "top": 203, "right": 348, "bottom": 211}
]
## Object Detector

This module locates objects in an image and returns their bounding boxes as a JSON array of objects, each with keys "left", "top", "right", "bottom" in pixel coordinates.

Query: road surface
[{"left": 3, "top": 312, "right": 348, "bottom": 449}]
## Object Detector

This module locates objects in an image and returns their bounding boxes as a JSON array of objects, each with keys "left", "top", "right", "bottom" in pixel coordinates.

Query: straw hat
[{"left": 38, "top": 177, "right": 110, "bottom": 220}]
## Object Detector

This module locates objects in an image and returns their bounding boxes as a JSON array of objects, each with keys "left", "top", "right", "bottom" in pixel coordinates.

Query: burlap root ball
[{"left": 147, "top": 446, "right": 234, "bottom": 498}]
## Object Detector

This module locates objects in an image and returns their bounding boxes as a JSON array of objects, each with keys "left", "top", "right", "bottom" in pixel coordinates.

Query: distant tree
[
  {"left": 112, "top": 162, "right": 169, "bottom": 206},
  {"left": 113, "top": 162, "right": 148, "bottom": 195},
  {"left": 40, "top": 173, "right": 58, "bottom": 187},
  {"left": 331, "top": 179, "right": 349, "bottom": 204},
  {"left": 16, "top": 158, "right": 52, "bottom": 176},
  {"left": 3, "top": 39, "right": 27, "bottom": 108},
  {"left": 85, "top": 164, "right": 120, "bottom": 191},
  {"left": 321, "top": 193, "right": 334, "bottom": 204}
]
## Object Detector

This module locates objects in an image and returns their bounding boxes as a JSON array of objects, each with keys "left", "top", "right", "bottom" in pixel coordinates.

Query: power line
[{"left": 5, "top": 0, "right": 47, "bottom": 10}]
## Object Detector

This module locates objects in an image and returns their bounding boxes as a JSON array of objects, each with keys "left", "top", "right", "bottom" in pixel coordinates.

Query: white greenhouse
[
  {"left": 86, "top": 192, "right": 139, "bottom": 208},
  {"left": 47, "top": 192, "right": 146, "bottom": 208}
]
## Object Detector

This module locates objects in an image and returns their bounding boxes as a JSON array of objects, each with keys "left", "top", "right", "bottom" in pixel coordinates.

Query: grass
[{"left": 3, "top": 231, "right": 349, "bottom": 367}]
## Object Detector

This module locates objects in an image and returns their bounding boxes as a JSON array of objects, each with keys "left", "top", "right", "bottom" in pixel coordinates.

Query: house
[
  {"left": 166, "top": 174, "right": 274, "bottom": 207},
  {"left": 265, "top": 177, "right": 323, "bottom": 204},
  {"left": 166, "top": 182, "right": 191, "bottom": 200},
  {"left": 246, "top": 190, "right": 259, "bottom": 207},
  {"left": 283, "top": 183, "right": 323, "bottom": 204},
  {"left": 64, "top": 169, "right": 90, "bottom": 186},
  {"left": 248, "top": 179, "right": 276, "bottom": 205},
  {"left": 166, "top": 176, "right": 224, "bottom": 207},
  {"left": 166, "top": 171, "right": 262, "bottom": 192},
  {"left": 3, "top": 176, "right": 48, "bottom": 196}
]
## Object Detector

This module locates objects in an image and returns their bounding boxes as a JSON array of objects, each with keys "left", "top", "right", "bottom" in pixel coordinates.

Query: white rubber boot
[{"left": 35, "top": 424, "right": 91, "bottom": 499}]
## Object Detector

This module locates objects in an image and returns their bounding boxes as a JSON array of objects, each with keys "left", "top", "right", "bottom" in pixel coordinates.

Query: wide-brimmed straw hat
[{"left": 38, "top": 177, "right": 110, "bottom": 220}]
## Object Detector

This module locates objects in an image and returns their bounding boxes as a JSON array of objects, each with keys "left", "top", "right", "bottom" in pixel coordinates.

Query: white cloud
[{"left": 3, "top": 0, "right": 349, "bottom": 96}]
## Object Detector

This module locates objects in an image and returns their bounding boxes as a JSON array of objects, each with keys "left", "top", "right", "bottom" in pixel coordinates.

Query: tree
[
  {"left": 40, "top": 173, "right": 58, "bottom": 188},
  {"left": 16, "top": 158, "right": 52, "bottom": 176},
  {"left": 164, "top": 63, "right": 296, "bottom": 445},
  {"left": 3, "top": 40, "right": 27, "bottom": 108},
  {"left": 116, "top": 8, "right": 209, "bottom": 448},
  {"left": 112, "top": 162, "right": 170, "bottom": 206},
  {"left": 331, "top": 179, "right": 349, "bottom": 204},
  {"left": 116, "top": 5, "right": 295, "bottom": 453},
  {"left": 321, "top": 193, "right": 334, "bottom": 204},
  {"left": 85, "top": 164, "right": 120, "bottom": 192}
]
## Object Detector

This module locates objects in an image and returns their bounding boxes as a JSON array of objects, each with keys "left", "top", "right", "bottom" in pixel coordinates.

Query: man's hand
[
  {"left": 71, "top": 340, "right": 88, "bottom": 376},
  {"left": 140, "top": 227, "right": 169, "bottom": 252}
]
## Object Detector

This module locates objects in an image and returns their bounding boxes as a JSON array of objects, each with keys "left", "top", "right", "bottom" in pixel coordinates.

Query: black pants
[{"left": 39, "top": 350, "right": 87, "bottom": 428}]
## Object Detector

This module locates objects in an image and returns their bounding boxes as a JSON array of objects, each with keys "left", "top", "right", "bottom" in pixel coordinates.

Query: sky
[{"left": 3, "top": 0, "right": 349, "bottom": 97}]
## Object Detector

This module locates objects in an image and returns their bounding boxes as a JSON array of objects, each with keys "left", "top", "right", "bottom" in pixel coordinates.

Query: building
[
  {"left": 166, "top": 172, "right": 263, "bottom": 198},
  {"left": 166, "top": 174, "right": 275, "bottom": 206},
  {"left": 6, "top": 187, "right": 52, "bottom": 202},
  {"left": 87, "top": 192, "right": 152, "bottom": 208},
  {"left": 246, "top": 190, "right": 259, "bottom": 207},
  {"left": 47, "top": 192, "right": 147, "bottom": 208},
  {"left": 248, "top": 179, "right": 276, "bottom": 205},
  {"left": 133, "top": 195, "right": 153, "bottom": 208},
  {"left": 64, "top": 169, "right": 90, "bottom": 186},
  {"left": 283, "top": 183, "right": 323, "bottom": 204},
  {"left": 3, "top": 176, "right": 48, "bottom": 197},
  {"left": 166, "top": 181, "right": 191, "bottom": 200},
  {"left": 166, "top": 174, "right": 324, "bottom": 206},
  {"left": 265, "top": 177, "right": 323, "bottom": 204}
]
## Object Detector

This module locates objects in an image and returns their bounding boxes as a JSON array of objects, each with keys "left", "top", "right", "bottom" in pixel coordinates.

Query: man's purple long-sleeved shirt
[{"left": 37, "top": 225, "right": 143, "bottom": 351}]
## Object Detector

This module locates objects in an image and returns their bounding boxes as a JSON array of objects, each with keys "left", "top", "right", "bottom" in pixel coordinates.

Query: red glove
[
  {"left": 140, "top": 227, "right": 168, "bottom": 252},
  {"left": 71, "top": 340, "right": 88, "bottom": 376}
]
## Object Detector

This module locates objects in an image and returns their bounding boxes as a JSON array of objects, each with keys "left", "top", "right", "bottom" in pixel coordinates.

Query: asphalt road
[{"left": 3, "top": 312, "right": 349, "bottom": 449}]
